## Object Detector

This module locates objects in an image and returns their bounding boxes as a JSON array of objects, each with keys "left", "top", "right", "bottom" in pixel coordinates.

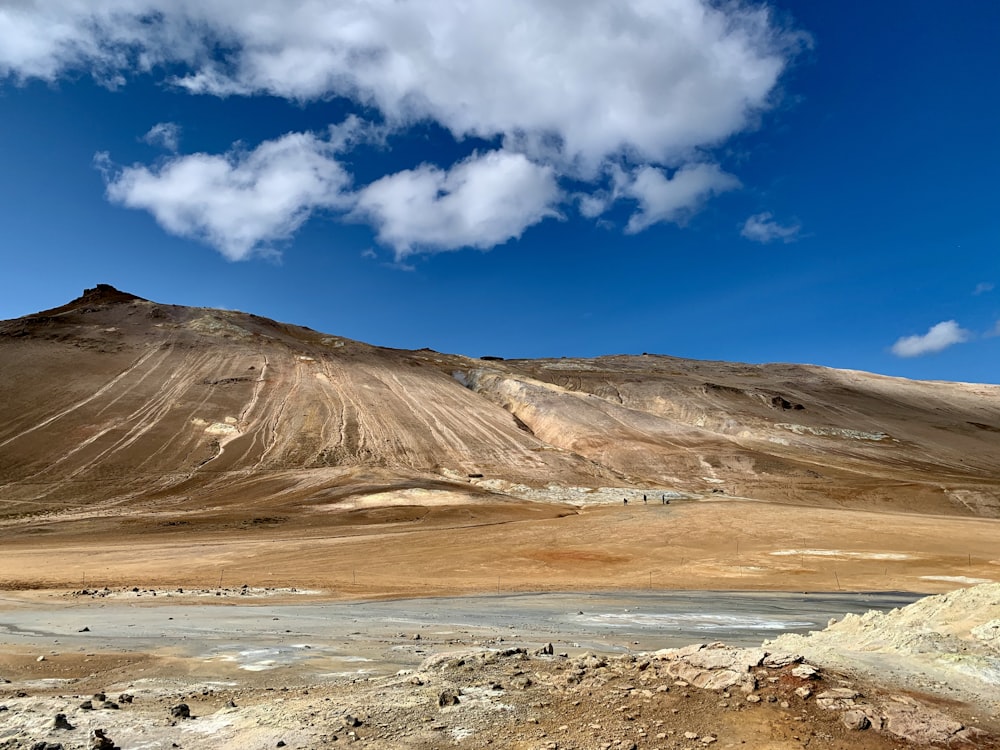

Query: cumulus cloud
[
  {"left": 353, "top": 150, "right": 561, "bottom": 257},
  {"left": 623, "top": 164, "right": 740, "bottom": 233},
  {"left": 141, "top": 122, "right": 180, "bottom": 152},
  {"left": 0, "top": 1, "right": 799, "bottom": 167},
  {"left": 891, "top": 321, "right": 972, "bottom": 358},
  {"left": 973, "top": 282, "right": 994, "bottom": 295},
  {"left": 741, "top": 212, "right": 801, "bottom": 243},
  {"left": 99, "top": 132, "right": 352, "bottom": 260},
  {"left": 0, "top": 4, "right": 210, "bottom": 85},
  {"left": 2, "top": 1, "right": 805, "bottom": 256}
]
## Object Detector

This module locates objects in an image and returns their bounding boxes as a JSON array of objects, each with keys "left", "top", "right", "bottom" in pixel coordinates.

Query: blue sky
[{"left": 1, "top": 1, "right": 997, "bottom": 383}]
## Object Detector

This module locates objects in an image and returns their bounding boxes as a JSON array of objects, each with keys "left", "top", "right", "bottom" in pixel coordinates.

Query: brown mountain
[{"left": 2, "top": 284, "right": 999, "bottom": 527}]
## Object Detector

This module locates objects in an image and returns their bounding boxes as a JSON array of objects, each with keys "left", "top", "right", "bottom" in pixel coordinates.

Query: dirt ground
[
  {"left": 1, "top": 499, "right": 996, "bottom": 597},
  {"left": 2, "top": 627, "right": 997, "bottom": 750}
]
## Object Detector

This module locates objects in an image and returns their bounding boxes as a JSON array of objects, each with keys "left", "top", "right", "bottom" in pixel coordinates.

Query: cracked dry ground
[{"left": 3, "top": 644, "right": 997, "bottom": 750}]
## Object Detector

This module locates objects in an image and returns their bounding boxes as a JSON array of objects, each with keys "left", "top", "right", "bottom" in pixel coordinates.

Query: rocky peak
[{"left": 77, "top": 284, "right": 144, "bottom": 305}]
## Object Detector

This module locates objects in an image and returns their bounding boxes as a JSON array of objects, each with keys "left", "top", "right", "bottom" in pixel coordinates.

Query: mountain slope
[{"left": 1, "top": 285, "right": 998, "bottom": 522}]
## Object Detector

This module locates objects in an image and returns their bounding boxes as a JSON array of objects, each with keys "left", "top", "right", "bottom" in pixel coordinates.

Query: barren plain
[{"left": 1, "top": 285, "right": 998, "bottom": 749}]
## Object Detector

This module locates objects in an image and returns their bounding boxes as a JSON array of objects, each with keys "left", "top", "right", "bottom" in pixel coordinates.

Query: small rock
[
  {"left": 52, "top": 713, "right": 75, "bottom": 730},
  {"left": 36, "top": 655, "right": 46, "bottom": 662},
  {"left": 762, "top": 652, "right": 802, "bottom": 668},
  {"left": 226, "top": 699, "right": 237, "bottom": 708},
  {"left": 90, "top": 728, "right": 115, "bottom": 749},
  {"left": 882, "top": 700, "right": 965, "bottom": 743},
  {"left": 745, "top": 694, "right": 761, "bottom": 703},
  {"left": 791, "top": 664, "right": 818, "bottom": 679},
  {"left": 170, "top": 703, "right": 191, "bottom": 719},
  {"left": 684, "top": 731, "right": 699, "bottom": 739},
  {"left": 438, "top": 690, "right": 460, "bottom": 707},
  {"left": 101, "top": 701, "right": 119, "bottom": 710},
  {"left": 842, "top": 709, "right": 871, "bottom": 731},
  {"left": 701, "top": 736, "right": 717, "bottom": 745},
  {"left": 815, "top": 688, "right": 860, "bottom": 710},
  {"left": 78, "top": 627, "right": 90, "bottom": 633},
  {"left": 276, "top": 742, "right": 286, "bottom": 748},
  {"left": 341, "top": 714, "right": 362, "bottom": 728},
  {"left": 794, "top": 687, "right": 812, "bottom": 700},
  {"left": 93, "top": 693, "right": 106, "bottom": 702},
  {"left": 80, "top": 700, "right": 94, "bottom": 710},
  {"left": 117, "top": 693, "right": 134, "bottom": 704}
]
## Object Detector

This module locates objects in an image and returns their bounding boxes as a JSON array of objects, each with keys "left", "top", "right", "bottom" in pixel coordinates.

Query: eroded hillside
[{"left": 1, "top": 284, "right": 999, "bottom": 523}]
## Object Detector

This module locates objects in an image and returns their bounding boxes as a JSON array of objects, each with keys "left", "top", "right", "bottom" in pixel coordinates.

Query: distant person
[
  {"left": 643, "top": 494, "right": 647, "bottom": 504},
  {"left": 623, "top": 498, "right": 628, "bottom": 505}
]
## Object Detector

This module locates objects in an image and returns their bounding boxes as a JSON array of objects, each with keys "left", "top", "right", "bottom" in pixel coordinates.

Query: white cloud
[
  {"left": 623, "top": 163, "right": 740, "bottom": 233},
  {"left": 741, "top": 212, "right": 801, "bottom": 243},
  {"left": 986, "top": 321, "right": 1000, "bottom": 339},
  {"left": 0, "top": 4, "right": 208, "bottom": 84},
  {"left": 2, "top": 1, "right": 805, "bottom": 256},
  {"left": 353, "top": 150, "right": 561, "bottom": 258},
  {"left": 973, "top": 282, "right": 994, "bottom": 295},
  {"left": 0, "top": 2, "right": 802, "bottom": 166},
  {"left": 100, "top": 132, "right": 352, "bottom": 260},
  {"left": 891, "top": 321, "right": 972, "bottom": 358},
  {"left": 141, "top": 122, "right": 180, "bottom": 152}
]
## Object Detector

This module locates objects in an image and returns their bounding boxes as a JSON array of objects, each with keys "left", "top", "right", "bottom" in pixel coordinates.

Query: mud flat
[{"left": 0, "top": 590, "right": 920, "bottom": 679}]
